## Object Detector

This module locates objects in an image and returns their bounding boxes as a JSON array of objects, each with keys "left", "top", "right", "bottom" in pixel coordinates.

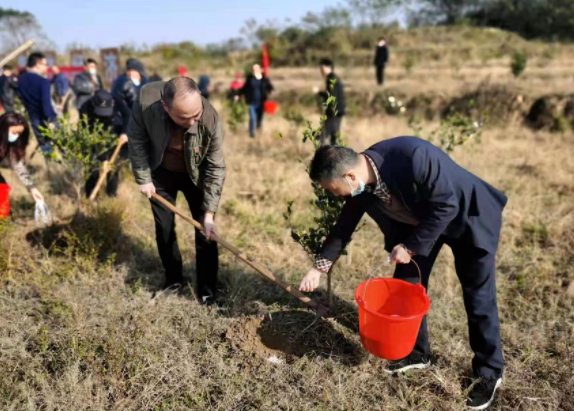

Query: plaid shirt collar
[{"left": 363, "top": 154, "right": 391, "bottom": 203}]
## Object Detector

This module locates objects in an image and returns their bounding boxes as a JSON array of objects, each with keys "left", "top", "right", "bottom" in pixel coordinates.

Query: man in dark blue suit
[{"left": 298, "top": 136, "right": 507, "bottom": 410}]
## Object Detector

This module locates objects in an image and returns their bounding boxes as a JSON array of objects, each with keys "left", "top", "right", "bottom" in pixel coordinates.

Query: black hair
[
  {"left": 27, "top": 52, "right": 46, "bottom": 68},
  {"left": 85, "top": 58, "right": 98, "bottom": 66},
  {"left": 319, "top": 58, "right": 334, "bottom": 68},
  {"left": 309, "top": 145, "right": 360, "bottom": 182},
  {"left": 0, "top": 112, "right": 30, "bottom": 162},
  {"left": 162, "top": 76, "right": 199, "bottom": 108},
  {"left": 2, "top": 64, "right": 12, "bottom": 71}
]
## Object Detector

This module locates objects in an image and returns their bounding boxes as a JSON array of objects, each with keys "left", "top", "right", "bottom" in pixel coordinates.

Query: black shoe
[
  {"left": 384, "top": 352, "right": 430, "bottom": 374},
  {"left": 467, "top": 378, "right": 502, "bottom": 410}
]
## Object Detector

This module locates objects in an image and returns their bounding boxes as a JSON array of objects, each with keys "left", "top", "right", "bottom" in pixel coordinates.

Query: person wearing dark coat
[
  {"left": 73, "top": 58, "right": 104, "bottom": 110},
  {"left": 0, "top": 64, "right": 19, "bottom": 114},
  {"left": 299, "top": 137, "right": 507, "bottom": 410},
  {"left": 111, "top": 58, "right": 148, "bottom": 111},
  {"left": 374, "top": 38, "right": 389, "bottom": 85},
  {"left": 317, "top": 58, "right": 346, "bottom": 146},
  {"left": 237, "top": 64, "right": 273, "bottom": 138},
  {"left": 80, "top": 89, "right": 130, "bottom": 198}
]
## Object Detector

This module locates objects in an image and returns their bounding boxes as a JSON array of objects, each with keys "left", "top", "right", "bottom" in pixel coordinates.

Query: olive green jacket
[{"left": 128, "top": 82, "right": 226, "bottom": 212}]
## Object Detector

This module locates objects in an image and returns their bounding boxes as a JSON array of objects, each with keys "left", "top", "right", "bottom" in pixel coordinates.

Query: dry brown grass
[{"left": 1, "top": 86, "right": 574, "bottom": 410}]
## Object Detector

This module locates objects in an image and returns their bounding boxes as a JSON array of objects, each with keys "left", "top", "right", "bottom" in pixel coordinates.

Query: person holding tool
[
  {"left": 298, "top": 137, "right": 507, "bottom": 410},
  {"left": 128, "top": 77, "right": 225, "bottom": 302},
  {"left": 81, "top": 89, "right": 130, "bottom": 198}
]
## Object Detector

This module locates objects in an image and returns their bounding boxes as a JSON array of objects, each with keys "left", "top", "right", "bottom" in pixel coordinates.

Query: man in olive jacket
[{"left": 128, "top": 77, "right": 226, "bottom": 300}]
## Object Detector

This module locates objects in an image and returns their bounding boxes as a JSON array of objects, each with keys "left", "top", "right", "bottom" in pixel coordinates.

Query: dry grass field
[{"left": 1, "top": 51, "right": 574, "bottom": 410}]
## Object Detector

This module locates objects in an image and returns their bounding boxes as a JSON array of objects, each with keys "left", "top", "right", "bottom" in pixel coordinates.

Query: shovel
[
  {"left": 89, "top": 140, "right": 127, "bottom": 202},
  {"left": 151, "top": 192, "right": 329, "bottom": 317}
]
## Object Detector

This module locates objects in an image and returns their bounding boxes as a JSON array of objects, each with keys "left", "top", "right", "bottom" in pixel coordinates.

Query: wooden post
[{"left": 88, "top": 140, "right": 127, "bottom": 202}]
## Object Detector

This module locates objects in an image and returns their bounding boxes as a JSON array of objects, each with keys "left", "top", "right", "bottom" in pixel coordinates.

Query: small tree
[
  {"left": 41, "top": 116, "right": 117, "bottom": 210},
  {"left": 225, "top": 100, "right": 248, "bottom": 133},
  {"left": 511, "top": 51, "right": 528, "bottom": 78}
]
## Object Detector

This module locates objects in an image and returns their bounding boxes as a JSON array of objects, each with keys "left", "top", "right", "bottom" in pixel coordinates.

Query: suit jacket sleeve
[
  {"left": 402, "top": 146, "right": 459, "bottom": 257},
  {"left": 319, "top": 196, "right": 366, "bottom": 262},
  {"left": 127, "top": 94, "right": 152, "bottom": 185},
  {"left": 200, "top": 118, "right": 226, "bottom": 212}
]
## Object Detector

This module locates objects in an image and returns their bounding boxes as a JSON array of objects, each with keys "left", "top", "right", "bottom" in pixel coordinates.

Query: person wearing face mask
[
  {"left": 236, "top": 64, "right": 274, "bottom": 138},
  {"left": 17, "top": 53, "right": 57, "bottom": 153},
  {"left": 0, "top": 113, "right": 45, "bottom": 205},
  {"left": 73, "top": 58, "right": 104, "bottom": 110},
  {"left": 51, "top": 66, "right": 72, "bottom": 114},
  {"left": 112, "top": 58, "right": 148, "bottom": 112},
  {"left": 298, "top": 138, "right": 508, "bottom": 410},
  {"left": 128, "top": 77, "right": 225, "bottom": 302}
]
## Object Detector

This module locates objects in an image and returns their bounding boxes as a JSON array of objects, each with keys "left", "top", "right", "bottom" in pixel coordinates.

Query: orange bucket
[
  {"left": 0, "top": 183, "right": 11, "bottom": 219},
  {"left": 264, "top": 100, "right": 279, "bottom": 114},
  {"left": 355, "top": 261, "right": 430, "bottom": 360}
]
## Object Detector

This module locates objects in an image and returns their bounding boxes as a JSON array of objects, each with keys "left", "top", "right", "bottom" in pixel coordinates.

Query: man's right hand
[
  {"left": 139, "top": 183, "right": 156, "bottom": 199},
  {"left": 299, "top": 268, "right": 323, "bottom": 292}
]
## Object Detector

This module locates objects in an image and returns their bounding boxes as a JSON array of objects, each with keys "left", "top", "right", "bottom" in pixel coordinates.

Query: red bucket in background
[
  {"left": 0, "top": 184, "right": 11, "bottom": 219},
  {"left": 264, "top": 100, "right": 279, "bottom": 114},
  {"left": 355, "top": 262, "right": 430, "bottom": 360}
]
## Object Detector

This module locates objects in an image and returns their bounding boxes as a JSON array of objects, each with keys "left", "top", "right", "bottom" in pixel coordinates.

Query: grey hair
[
  {"left": 309, "top": 145, "right": 360, "bottom": 181},
  {"left": 162, "top": 77, "right": 199, "bottom": 108}
]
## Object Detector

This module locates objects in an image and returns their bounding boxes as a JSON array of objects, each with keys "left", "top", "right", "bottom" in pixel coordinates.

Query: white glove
[{"left": 34, "top": 200, "right": 53, "bottom": 227}]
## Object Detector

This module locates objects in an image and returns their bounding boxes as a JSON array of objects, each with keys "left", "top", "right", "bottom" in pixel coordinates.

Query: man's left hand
[
  {"left": 203, "top": 212, "right": 219, "bottom": 240},
  {"left": 118, "top": 133, "right": 128, "bottom": 146},
  {"left": 390, "top": 244, "right": 411, "bottom": 264}
]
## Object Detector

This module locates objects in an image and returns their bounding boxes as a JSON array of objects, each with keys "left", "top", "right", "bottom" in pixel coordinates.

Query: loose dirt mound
[
  {"left": 526, "top": 94, "right": 574, "bottom": 132},
  {"left": 224, "top": 311, "right": 364, "bottom": 366}
]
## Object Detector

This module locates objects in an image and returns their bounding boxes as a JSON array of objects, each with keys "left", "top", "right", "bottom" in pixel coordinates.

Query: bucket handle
[{"left": 360, "top": 258, "right": 422, "bottom": 303}]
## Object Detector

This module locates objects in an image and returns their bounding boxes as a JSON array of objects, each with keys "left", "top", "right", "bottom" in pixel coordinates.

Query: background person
[
  {"left": 374, "top": 38, "right": 389, "bottom": 85},
  {"left": 112, "top": 58, "right": 148, "bottom": 111},
  {"left": 51, "top": 66, "right": 72, "bottom": 114},
  {"left": 17, "top": 52, "right": 57, "bottom": 152},
  {"left": 73, "top": 58, "right": 104, "bottom": 110},
  {"left": 237, "top": 64, "right": 273, "bottom": 138},
  {"left": 317, "top": 58, "right": 345, "bottom": 145},
  {"left": 128, "top": 77, "right": 226, "bottom": 302},
  {"left": 0, "top": 64, "right": 19, "bottom": 114}
]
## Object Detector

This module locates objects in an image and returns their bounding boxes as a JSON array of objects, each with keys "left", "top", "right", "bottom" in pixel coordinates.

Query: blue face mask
[
  {"left": 346, "top": 177, "right": 365, "bottom": 197},
  {"left": 8, "top": 133, "right": 19, "bottom": 143}
]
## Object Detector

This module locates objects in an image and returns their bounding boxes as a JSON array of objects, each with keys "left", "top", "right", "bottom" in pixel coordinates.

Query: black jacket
[
  {"left": 239, "top": 74, "right": 273, "bottom": 105},
  {"left": 0, "top": 73, "right": 19, "bottom": 111},
  {"left": 374, "top": 45, "right": 389, "bottom": 66},
  {"left": 112, "top": 73, "right": 148, "bottom": 111},
  {"left": 73, "top": 71, "right": 104, "bottom": 110},
  {"left": 79, "top": 93, "right": 131, "bottom": 135},
  {"left": 319, "top": 137, "right": 508, "bottom": 262},
  {"left": 321, "top": 72, "right": 346, "bottom": 118}
]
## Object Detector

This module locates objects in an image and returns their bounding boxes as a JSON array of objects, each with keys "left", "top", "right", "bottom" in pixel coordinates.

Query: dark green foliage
[
  {"left": 225, "top": 100, "right": 249, "bottom": 133},
  {"left": 511, "top": 51, "right": 528, "bottom": 78}
]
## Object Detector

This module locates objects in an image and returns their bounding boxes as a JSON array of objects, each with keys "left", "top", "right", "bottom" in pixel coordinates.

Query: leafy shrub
[
  {"left": 225, "top": 100, "right": 248, "bottom": 133},
  {"left": 41, "top": 116, "right": 117, "bottom": 206},
  {"left": 410, "top": 112, "right": 482, "bottom": 153},
  {"left": 511, "top": 51, "right": 527, "bottom": 77}
]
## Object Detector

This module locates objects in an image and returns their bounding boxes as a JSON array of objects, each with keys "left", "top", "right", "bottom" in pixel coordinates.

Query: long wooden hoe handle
[
  {"left": 0, "top": 39, "right": 35, "bottom": 68},
  {"left": 89, "top": 140, "right": 127, "bottom": 202},
  {"left": 151, "top": 192, "right": 328, "bottom": 315}
]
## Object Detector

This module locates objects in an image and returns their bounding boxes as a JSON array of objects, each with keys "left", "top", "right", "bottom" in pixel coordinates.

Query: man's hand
[
  {"left": 139, "top": 183, "right": 156, "bottom": 199},
  {"left": 299, "top": 268, "right": 323, "bottom": 292},
  {"left": 48, "top": 123, "right": 56, "bottom": 130},
  {"left": 312, "top": 86, "right": 320, "bottom": 94},
  {"left": 390, "top": 244, "right": 412, "bottom": 264},
  {"left": 30, "top": 188, "right": 44, "bottom": 203},
  {"left": 203, "top": 211, "right": 219, "bottom": 240},
  {"left": 118, "top": 133, "right": 128, "bottom": 146},
  {"left": 233, "top": 95, "right": 240, "bottom": 103}
]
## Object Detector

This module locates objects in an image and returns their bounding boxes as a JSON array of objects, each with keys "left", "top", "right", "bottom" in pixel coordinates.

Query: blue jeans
[{"left": 248, "top": 104, "right": 264, "bottom": 137}]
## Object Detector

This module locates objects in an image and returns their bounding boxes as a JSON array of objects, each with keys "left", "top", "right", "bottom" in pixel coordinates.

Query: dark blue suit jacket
[{"left": 320, "top": 137, "right": 508, "bottom": 261}]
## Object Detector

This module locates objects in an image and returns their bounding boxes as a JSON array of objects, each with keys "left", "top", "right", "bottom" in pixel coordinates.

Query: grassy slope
[{"left": 2, "top": 33, "right": 574, "bottom": 409}]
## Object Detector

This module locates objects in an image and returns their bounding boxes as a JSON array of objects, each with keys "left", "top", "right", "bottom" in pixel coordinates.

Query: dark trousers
[
  {"left": 320, "top": 116, "right": 343, "bottom": 146},
  {"left": 393, "top": 236, "right": 504, "bottom": 379},
  {"left": 376, "top": 64, "right": 386, "bottom": 85},
  {"left": 85, "top": 145, "right": 129, "bottom": 198},
  {"left": 248, "top": 104, "right": 264, "bottom": 137},
  {"left": 150, "top": 166, "right": 219, "bottom": 296}
]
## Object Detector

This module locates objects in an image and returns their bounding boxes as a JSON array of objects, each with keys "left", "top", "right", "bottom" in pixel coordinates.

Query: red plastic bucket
[
  {"left": 0, "top": 183, "right": 11, "bottom": 219},
  {"left": 355, "top": 262, "right": 430, "bottom": 360},
  {"left": 264, "top": 100, "right": 279, "bottom": 114}
]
